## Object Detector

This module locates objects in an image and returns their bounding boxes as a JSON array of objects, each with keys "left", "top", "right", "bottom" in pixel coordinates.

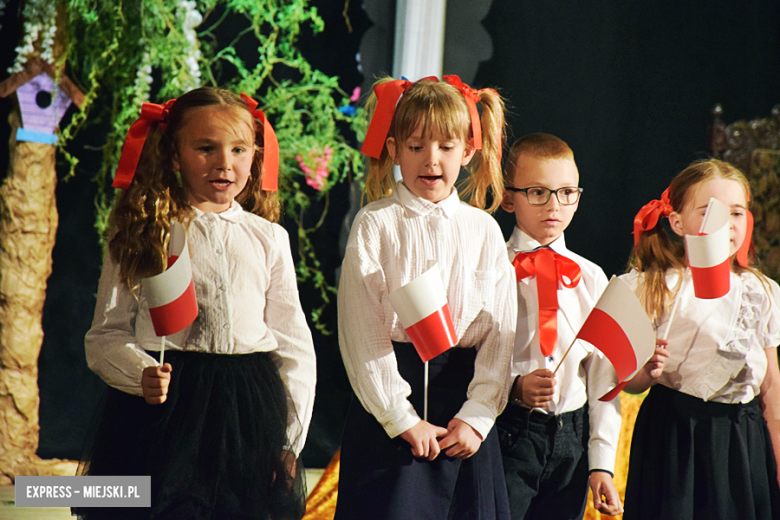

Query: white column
[{"left": 393, "top": 0, "right": 447, "bottom": 80}]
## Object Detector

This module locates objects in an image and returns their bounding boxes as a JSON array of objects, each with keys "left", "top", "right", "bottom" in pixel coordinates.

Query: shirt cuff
[
  {"left": 588, "top": 440, "right": 617, "bottom": 473},
  {"left": 375, "top": 400, "right": 421, "bottom": 439},
  {"left": 454, "top": 400, "right": 496, "bottom": 440}
]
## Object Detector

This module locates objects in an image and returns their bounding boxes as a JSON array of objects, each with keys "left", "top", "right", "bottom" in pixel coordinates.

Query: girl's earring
[{"left": 174, "top": 170, "right": 183, "bottom": 187}]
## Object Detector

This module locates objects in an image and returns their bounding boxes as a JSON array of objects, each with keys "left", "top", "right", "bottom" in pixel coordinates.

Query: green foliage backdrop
[{"left": 13, "top": 0, "right": 365, "bottom": 331}]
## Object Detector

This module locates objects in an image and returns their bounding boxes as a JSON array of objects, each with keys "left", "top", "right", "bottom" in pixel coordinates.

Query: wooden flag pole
[
  {"left": 662, "top": 287, "right": 681, "bottom": 341},
  {"left": 424, "top": 361, "right": 429, "bottom": 421},
  {"left": 552, "top": 335, "right": 579, "bottom": 376},
  {"left": 551, "top": 310, "right": 587, "bottom": 376}
]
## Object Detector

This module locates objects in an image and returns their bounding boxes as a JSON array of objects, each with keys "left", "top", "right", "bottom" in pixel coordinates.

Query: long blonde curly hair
[
  {"left": 108, "top": 87, "right": 280, "bottom": 289},
  {"left": 362, "top": 77, "right": 507, "bottom": 212}
]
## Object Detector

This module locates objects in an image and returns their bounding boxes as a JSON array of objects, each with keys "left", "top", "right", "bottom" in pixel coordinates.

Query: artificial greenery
[{"left": 11, "top": 0, "right": 365, "bottom": 332}]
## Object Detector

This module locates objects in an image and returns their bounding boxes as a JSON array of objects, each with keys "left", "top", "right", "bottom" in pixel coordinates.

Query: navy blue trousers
[
  {"left": 496, "top": 404, "right": 589, "bottom": 520},
  {"left": 335, "top": 342, "right": 511, "bottom": 520}
]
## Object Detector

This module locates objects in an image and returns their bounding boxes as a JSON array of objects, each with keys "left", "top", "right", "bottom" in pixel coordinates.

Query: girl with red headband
[
  {"left": 336, "top": 76, "right": 515, "bottom": 519},
  {"left": 621, "top": 159, "right": 780, "bottom": 520},
  {"left": 78, "top": 87, "right": 315, "bottom": 520}
]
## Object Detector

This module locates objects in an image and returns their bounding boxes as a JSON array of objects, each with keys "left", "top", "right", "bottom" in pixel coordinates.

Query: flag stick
[
  {"left": 160, "top": 335, "right": 166, "bottom": 366},
  {"left": 424, "top": 361, "right": 429, "bottom": 422},
  {"left": 660, "top": 271, "right": 687, "bottom": 341},
  {"left": 552, "top": 335, "right": 579, "bottom": 376},
  {"left": 662, "top": 289, "right": 681, "bottom": 341},
  {"left": 551, "top": 310, "right": 590, "bottom": 376}
]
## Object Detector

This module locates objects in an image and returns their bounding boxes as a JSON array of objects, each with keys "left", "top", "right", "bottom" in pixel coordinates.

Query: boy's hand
[
  {"left": 516, "top": 369, "right": 556, "bottom": 408},
  {"left": 141, "top": 363, "right": 172, "bottom": 404},
  {"left": 438, "top": 418, "right": 483, "bottom": 459},
  {"left": 589, "top": 471, "right": 623, "bottom": 515},
  {"left": 400, "top": 420, "right": 448, "bottom": 460},
  {"left": 644, "top": 339, "right": 670, "bottom": 379}
]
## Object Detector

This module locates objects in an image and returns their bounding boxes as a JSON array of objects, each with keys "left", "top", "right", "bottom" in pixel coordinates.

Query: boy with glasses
[{"left": 497, "top": 133, "right": 623, "bottom": 519}]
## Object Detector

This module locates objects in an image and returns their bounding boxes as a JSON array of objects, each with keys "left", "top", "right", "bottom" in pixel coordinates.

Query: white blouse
[
  {"left": 338, "top": 182, "right": 517, "bottom": 441},
  {"left": 507, "top": 228, "right": 621, "bottom": 472},
  {"left": 85, "top": 201, "right": 316, "bottom": 455},
  {"left": 621, "top": 268, "right": 780, "bottom": 403}
]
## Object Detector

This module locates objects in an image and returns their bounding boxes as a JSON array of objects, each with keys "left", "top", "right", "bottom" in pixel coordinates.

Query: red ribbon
[
  {"left": 632, "top": 187, "right": 673, "bottom": 246},
  {"left": 360, "top": 78, "right": 415, "bottom": 159},
  {"left": 737, "top": 189, "right": 754, "bottom": 266},
  {"left": 513, "top": 248, "right": 582, "bottom": 357},
  {"left": 112, "top": 99, "right": 177, "bottom": 189},
  {"left": 632, "top": 185, "right": 754, "bottom": 266},
  {"left": 240, "top": 93, "right": 279, "bottom": 192},
  {"left": 442, "top": 75, "right": 482, "bottom": 150},
  {"left": 360, "top": 75, "right": 487, "bottom": 159}
]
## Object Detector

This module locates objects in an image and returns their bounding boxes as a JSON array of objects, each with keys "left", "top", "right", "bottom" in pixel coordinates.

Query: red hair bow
[
  {"left": 632, "top": 187, "right": 673, "bottom": 246},
  {"left": 737, "top": 192, "right": 754, "bottom": 267},
  {"left": 360, "top": 78, "right": 430, "bottom": 159},
  {"left": 240, "top": 93, "right": 279, "bottom": 192},
  {"left": 112, "top": 99, "right": 177, "bottom": 190},
  {"left": 442, "top": 75, "right": 483, "bottom": 151}
]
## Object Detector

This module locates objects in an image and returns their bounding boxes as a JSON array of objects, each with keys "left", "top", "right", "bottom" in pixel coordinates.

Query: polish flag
[
  {"left": 574, "top": 276, "right": 656, "bottom": 401},
  {"left": 388, "top": 265, "right": 458, "bottom": 363},
  {"left": 142, "top": 222, "right": 198, "bottom": 336},
  {"left": 685, "top": 197, "right": 731, "bottom": 299}
]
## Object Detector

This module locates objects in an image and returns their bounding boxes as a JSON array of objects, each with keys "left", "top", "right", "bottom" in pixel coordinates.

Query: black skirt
[
  {"left": 624, "top": 384, "right": 780, "bottom": 520},
  {"left": 335, "top": 342, "right": 510, "bottom": 520},
  {"left": 73, "top": 350, "right": 305, "bottom": 520}
]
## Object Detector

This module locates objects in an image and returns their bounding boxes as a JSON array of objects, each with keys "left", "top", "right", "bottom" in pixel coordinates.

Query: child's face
[
  {"left": 173, "top": 105, "right": 256, "bottom": 213},
  {"left": 386, "top": 123, "right": 475, "bottom": 204},
  {"left": 669, "top": 178, "right": 748, "bottom": 257},
  {"left": 500, "top": 155, "right": 579, "bottom": 246}
]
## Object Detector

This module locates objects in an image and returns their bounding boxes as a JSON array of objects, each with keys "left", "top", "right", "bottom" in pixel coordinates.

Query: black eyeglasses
[{"left": 506, "top": 186, "right": 583, "bottom": 206}]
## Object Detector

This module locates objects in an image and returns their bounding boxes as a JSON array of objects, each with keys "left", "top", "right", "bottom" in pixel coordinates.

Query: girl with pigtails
[
  {"left": 78, "top": 87, "right": 316, "bottom": 520},
  {"left": 621, "top": 159, "right": 780, "bottom": 520},
  {"left": 336, "top": 76, "right": 516, "bottom": 519}
]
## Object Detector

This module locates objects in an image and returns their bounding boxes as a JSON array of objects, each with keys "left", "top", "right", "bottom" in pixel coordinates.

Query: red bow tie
[{"left": 512, "top": 248, "right": 582, "bottom": 357}]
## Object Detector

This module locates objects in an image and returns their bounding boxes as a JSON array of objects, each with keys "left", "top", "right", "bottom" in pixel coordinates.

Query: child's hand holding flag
[{"left": 557, "top": 276, "right": 656, "bottom": 401}]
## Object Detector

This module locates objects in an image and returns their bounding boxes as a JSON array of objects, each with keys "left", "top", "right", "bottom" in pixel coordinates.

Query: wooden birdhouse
[{"left": 0, "top": 58, "right": 84, "bottom": 145}]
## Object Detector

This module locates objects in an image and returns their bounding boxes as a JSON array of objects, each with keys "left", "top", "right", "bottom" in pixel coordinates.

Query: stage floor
[{"left": 0, "top": 469, "right": 325, "bottom": 519}]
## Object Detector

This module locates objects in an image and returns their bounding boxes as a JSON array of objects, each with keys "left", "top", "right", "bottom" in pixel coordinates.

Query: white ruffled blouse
[
  {"left": 621, "top": 268, "right": 780, "bottom": 403},
  {"left": 85, "top": 201, "right": 316, "bottom": 455}
]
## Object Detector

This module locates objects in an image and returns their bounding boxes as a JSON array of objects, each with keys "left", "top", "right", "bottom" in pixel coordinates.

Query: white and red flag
[
  {"left": 141, "top": 221, "right": 198, "bottom": 336},
  {"left": 685, "top": 197, "right": 731, "bottom": 299},
  {"left": 574, "top": 276, "right": 656, "bottom": 401},
  {"left": 389, "top": 265, "right": 458, "bottom": 363}
]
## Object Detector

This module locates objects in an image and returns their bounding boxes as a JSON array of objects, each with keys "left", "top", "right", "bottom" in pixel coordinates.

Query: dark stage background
[{"left": 0, "top": 0, "right": 778, "bottom": 469}]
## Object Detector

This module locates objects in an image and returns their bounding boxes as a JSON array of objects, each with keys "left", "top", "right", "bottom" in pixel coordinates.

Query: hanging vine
[{"left": 7, "top": 0, "right": 366, "bottom": 332}]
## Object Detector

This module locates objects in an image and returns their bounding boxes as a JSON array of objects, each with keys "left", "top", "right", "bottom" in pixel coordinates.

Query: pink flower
[
  {"left": 297, "top": 146, "right": 333, "bottom": 191},
  {"left": 350, "top": 87, "right": 361, "bottom": 102}
]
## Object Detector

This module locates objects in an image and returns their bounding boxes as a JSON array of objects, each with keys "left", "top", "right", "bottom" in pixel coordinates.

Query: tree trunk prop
[{"left": 0, "top": 100, "right": 77, "bottom": 484}]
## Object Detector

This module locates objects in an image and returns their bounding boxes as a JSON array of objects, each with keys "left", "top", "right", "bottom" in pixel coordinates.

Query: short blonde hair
[{"left": 504, "top": 133, "right": 574, "bottom": 184}]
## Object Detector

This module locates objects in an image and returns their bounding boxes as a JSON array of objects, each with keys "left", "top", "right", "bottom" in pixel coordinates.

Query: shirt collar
[
  {"left": 507, "top": 227, "right": 568, "bottom": 254},
  {"left": 192, "top": 200, "right": 244, "bottom": 223},
  {"left": 395, "top": 181, "right": 461, "bottom": 218}
]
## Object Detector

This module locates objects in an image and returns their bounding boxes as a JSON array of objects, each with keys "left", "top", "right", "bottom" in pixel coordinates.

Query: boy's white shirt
[
  {"left": 338, "top": 182, "right": 517, "bottom": 441},
  {"left": 507, "top": 227, "right": 621, "bottom": 473}
]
